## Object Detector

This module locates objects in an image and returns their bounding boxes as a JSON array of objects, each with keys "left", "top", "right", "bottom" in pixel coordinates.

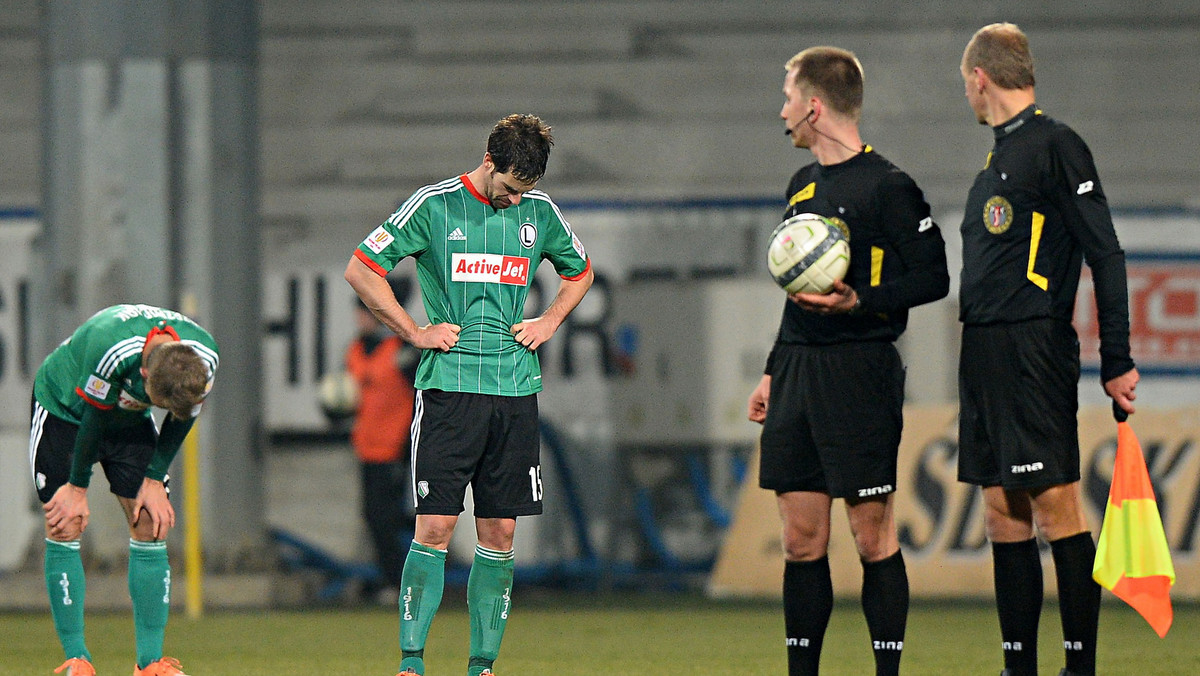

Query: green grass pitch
[{"left": 2, "top": 595, "right": 1197, "bottom": 675}]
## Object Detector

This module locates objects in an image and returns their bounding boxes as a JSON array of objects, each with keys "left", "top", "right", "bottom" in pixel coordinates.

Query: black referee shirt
[
  {"left": 959, "top": 105, "right": 1134, "bottom": 381},
  {"left": 768, "top": 147, "right": 949, "bottom": 359}
]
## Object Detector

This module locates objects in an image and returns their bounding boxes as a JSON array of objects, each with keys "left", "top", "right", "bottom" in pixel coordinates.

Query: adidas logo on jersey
[{"left": 447, "top": 228, "right": 467, "bottom": 241}]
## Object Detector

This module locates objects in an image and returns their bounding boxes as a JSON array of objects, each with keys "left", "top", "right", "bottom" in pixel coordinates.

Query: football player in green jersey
[
  {"left": 29, "top": 304, "right": 218, "bottom": 676},
  {"left": 345, "top": 114, "right": 592, "bottom": 676}
]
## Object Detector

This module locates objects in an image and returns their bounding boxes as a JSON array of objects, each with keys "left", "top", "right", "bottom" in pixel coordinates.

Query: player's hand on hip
[
  {"left": 511, "top": 316, "right": 559, "bottom": 351},
  {"left": 790, "top": 280, "right": 857, "bottom": 315},
  {"left": 412, "top": 323, "right": 461, "bottom": 352},
  {"left": 44, "top": 483, "right": 90, "bottom": 539},
  {"left": 1104, "top": 367, "right": 1140, "bottom": 415},
  {"left": 747, "top": 375, "right": 771, "bottom": 424},
  {"left": 132, "top": 478, "right": 175, "bottom": 540}
]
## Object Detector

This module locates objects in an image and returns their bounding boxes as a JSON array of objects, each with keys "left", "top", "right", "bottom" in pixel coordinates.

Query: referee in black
[
  {"left": 956, "top": 23, "right": 1140, "bottom": 676},
  {"left": 747, "top": 46, "right": 948, "bottom": 676}
]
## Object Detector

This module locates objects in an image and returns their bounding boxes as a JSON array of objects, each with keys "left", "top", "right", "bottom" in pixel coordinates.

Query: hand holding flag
[{"left": 1092, "top": 402, "right": 1175, "bottom": 637}]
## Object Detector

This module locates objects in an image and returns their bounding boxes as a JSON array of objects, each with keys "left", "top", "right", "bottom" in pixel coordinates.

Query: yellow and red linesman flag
[{"left": 1092, "top": 405, "right": 1176, "bottom": 638}]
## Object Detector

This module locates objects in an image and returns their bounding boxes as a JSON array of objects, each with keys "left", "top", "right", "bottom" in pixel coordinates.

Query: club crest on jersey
[
  {"left": 451, "top": 253, "right": 530, "bottom": 285},
  {"left": 983, "top": 196, "right": 1014, "bottom": 234},
  {"left": 519, "top": 222, "right": 537, "bottom": 248},
  {"left": 363, "top": 225, "right": 395, "bottom": 253}
]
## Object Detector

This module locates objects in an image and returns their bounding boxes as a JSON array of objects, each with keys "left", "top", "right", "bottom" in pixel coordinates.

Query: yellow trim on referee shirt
[
  {"left": 788, "top": 182, "right": 816, "bottom": 206},
  {"left": 870, "top": 246, "right": 884, "bottom": 287},
  {"left": 1027, "top": 211, "right": 1049, "bottom": 290}
]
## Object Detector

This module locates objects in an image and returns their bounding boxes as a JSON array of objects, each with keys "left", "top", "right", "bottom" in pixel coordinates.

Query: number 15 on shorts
[{"left": 528, "top": 465, "right": 543, "bottom": 501}]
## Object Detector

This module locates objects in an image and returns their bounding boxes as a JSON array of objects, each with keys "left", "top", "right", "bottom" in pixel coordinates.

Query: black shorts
[
  {"left": 29, "top": 399, "right": 160, "bottom": 503},
  {"left": 410, "top": 390, "right": 542, "bottom": 518},
  {"left": 759, "top": 342, "right": 904, "bottom": 499},
  {"left": 958, "top": 318, "right": 1081, "bottom": 489}
]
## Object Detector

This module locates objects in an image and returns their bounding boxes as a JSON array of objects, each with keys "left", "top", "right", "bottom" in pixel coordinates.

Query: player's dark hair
[
  {"left": 487, "top": 114, "right": 554, "bottom": 183},
  {"left": 145, "top": 342, "right": 209, "bottom": 419},
  {"left": 786, "top": 47, "right": 864, "bottom": 119},
  {"left": 963, "top": 23, "right": 1036, "bottom": 90}
]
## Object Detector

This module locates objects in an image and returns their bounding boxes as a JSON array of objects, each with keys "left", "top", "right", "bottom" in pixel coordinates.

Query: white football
[
  {"left": 317, "top": 371, "right": 359, "bottom": 420},
  {"left": 766, "top": 213, "right": 850, "bottom": 294}
]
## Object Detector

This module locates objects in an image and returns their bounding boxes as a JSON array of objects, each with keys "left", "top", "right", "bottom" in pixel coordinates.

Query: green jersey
[
  {"left": 34, "top": 304, "right": 220, "bottom": 426},
  {"left": 354, "top": 174, "right": 590, "bottom": 396}
]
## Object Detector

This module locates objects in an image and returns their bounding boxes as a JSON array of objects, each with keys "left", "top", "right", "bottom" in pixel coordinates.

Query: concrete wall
[{"left": 4, "top": 1, "right": 1198, "bottom": 218}]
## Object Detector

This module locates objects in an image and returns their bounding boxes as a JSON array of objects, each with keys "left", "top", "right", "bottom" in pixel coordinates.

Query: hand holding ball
[{"left": 767, "top": 213, "right": 850, "bottom": 294}]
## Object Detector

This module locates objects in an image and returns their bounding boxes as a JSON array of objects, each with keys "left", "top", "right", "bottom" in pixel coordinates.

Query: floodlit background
[{"left": 1, "top": 0, "right": 1198, "bottom": 616}]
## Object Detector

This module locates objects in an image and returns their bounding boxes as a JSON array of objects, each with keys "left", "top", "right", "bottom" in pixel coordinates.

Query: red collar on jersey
[{"left": 460, "top": 174, "right": 491, "bottom": 206}]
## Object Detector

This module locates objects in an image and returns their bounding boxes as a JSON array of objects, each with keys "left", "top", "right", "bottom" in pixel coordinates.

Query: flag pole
[{"left": 182, "top": 293, "right": 204, "bottom": 619}]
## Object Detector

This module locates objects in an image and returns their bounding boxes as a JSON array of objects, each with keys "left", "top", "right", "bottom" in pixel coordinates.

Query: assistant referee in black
[
  {"left": 747, "top": 46, "right": 948, "bottom": 676},
  {"left": 956, "top": 23, "right": 1139, "bottom": 676}
]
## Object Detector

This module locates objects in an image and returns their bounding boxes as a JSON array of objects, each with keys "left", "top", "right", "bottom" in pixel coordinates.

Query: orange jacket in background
[{"left": 346, "top": 335, "right": 415, "bottom": 463}]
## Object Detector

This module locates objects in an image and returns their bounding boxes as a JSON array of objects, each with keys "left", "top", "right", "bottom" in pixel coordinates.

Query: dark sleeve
[
  {"left": 146, "top": 413, "right": 196, "bottom": 482},
  {"left": 857, "top": 172, "right": 950, "bottom": 314},
  {"left": 67, "top": 405, "right": 106, "bottom": 487},
  {"left": 1046, "top": 129, "right": 1135, "bottom": 381},
  {"left": 765, "top": 184, "right": 797, "bottom": 375}
]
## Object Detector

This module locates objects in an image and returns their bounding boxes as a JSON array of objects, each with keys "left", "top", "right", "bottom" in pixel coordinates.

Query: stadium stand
[{"left": 3, "top": 1, "right": 1198, "bottom": 218}]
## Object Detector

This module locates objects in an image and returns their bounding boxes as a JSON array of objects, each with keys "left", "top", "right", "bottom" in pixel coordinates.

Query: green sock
[
  {"left": 467, "top": 545, "right": 514, "bottom": 676},
  {"left": 129, "top": 539, "right": 170, "bottom": 668},
  {"left": 44, "top": 539, "right": 90, "bottom": 661},
  {"left": 398, "top": 541, "right": 447, "bottom": 675}
]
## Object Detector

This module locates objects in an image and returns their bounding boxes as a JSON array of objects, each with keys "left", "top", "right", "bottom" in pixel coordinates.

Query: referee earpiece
[{"left": 785, "top": 109, "right": 817, "bottom": 137}]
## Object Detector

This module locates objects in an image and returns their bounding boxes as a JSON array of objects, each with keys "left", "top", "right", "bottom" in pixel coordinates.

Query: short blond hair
[
  {"left": 145, "top": 342, "right": 209, "bottom": 419},
  {"left": 963, "top": 23, "right": 1035, "bottom": 89},
  {"left": 785, "top": 46, "right": 864, "bottom": 119}
]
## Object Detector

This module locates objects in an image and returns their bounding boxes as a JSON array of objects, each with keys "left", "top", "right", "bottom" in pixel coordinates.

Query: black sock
[
  {"left": 861, "top": 550, "right": 908, "bottom": 676},
  {"left": 993, "top": 538, "right": 1042, "bottom": 676},
  {"left": 784, "top": 557, "right": 833, "bottom": 676},
  {"left": 1051, "top": 532, "right": 1100, "bottom": 676}
]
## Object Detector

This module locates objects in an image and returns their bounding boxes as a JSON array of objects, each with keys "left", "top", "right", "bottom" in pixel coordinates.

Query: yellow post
[
  {"left": 182, "top": 425, "right": 204, "bottom": 618},
  {"left": 181, "top": 294, "right": 204, "bottom": 618}
]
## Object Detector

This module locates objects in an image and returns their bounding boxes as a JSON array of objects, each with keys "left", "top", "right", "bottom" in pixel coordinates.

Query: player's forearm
[
  {"left": 68, "top": 405, "right": 105, "bottom": 487},
  {"left": 146, "top": 414, "right": 195, "bottom": 481},
  {"left": 344, "top": 256, "right": 422, "bottom": 343},
  {"left": 541, "top": 267, "right": 594, "bottom": 327}
]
